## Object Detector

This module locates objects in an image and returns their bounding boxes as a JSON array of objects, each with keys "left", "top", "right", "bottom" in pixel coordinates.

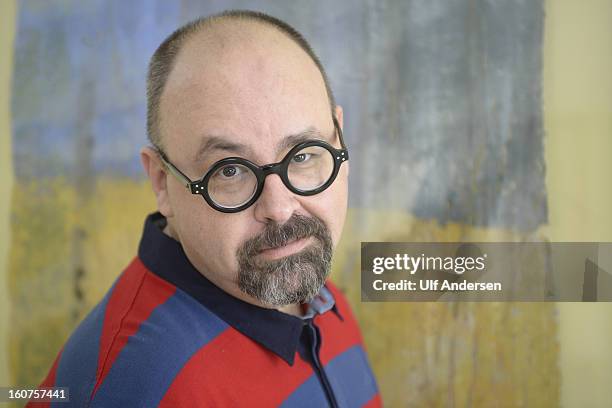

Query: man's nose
[{"left": 253, "top": 174, "right": 299, "bottom": 224}]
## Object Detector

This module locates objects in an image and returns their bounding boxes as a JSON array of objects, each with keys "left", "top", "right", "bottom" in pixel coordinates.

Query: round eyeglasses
[{"left": 156, "top": 119, "right": 348, "bottom": 213}]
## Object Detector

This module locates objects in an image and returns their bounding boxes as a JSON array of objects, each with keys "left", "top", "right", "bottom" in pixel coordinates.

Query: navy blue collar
[{"left": 137, "top": 212, "right": 338, "bottom": 366}]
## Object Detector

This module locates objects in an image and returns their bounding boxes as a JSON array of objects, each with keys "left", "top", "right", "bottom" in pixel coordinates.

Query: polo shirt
[{"left": 29, "top": 212, "right": 381, "bottom": 407}]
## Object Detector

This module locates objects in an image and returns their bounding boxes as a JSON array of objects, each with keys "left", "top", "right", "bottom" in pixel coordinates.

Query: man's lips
[{"left": 257, "top": 237, "right": 312, "bottom": 260}]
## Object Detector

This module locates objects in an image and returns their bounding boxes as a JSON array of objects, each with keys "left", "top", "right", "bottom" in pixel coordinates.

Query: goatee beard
[{"left": 236, "top": 214, "right": 333, "bottom": 306}]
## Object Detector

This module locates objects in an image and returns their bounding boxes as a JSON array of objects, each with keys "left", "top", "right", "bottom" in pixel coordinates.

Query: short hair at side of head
[{"left": 146, "top": 9, "right": 337, "bottom": 149}]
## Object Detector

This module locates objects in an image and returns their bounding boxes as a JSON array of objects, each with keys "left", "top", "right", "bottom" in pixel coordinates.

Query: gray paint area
[{"left": 12, "top": 0, "right": 546, "bottom": 231}]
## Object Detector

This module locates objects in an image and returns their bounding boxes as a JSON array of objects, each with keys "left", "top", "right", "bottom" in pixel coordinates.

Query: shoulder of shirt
[{"left": 51, "top": 257, "right": 232, "bottom": 406}]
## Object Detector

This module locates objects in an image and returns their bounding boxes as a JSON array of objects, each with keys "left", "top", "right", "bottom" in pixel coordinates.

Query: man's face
[{"left": 152, "top": 24, "right": 348, "bottom": 307}]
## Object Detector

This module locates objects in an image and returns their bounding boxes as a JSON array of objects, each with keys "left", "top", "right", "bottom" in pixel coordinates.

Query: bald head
[{"left": 146, "top": 10, "right": 336, "bottom": 149}]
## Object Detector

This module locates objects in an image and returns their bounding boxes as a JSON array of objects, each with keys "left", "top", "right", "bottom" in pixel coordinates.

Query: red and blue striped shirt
[{"left": 29, "top": 212, "right": 381, "bottom": 407}]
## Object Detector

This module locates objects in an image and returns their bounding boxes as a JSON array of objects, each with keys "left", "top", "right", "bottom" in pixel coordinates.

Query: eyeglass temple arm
[{"left": 155, "top": 148, "right": 193, "bottom": 190}]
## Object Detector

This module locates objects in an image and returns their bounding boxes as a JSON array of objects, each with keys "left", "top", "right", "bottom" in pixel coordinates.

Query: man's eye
[
  {"left": 217, "top": 165, "right": 241, "bottom": 178},
  {"left": 292, "top": 153, "right": 311, "bottom": 163}
]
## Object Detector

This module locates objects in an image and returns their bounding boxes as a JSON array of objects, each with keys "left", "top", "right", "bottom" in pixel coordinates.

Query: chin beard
[{"left": 236, "top": 214, "right": 333, "bottom": 307}]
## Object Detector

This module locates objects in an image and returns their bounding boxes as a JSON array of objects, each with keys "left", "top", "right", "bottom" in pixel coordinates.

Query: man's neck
[{"left": 277, "top": 303, "right": 304, "bottom": 318}]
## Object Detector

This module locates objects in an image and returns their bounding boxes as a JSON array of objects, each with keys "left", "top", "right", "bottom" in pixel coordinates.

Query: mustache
[{"left": 241, "top": 214, "right": 329, "bottom": 256}]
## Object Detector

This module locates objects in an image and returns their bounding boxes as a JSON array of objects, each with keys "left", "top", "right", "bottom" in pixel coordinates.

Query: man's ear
[
  {"left": 335, "top": 105, "right": 344, "bottom": 130},
  {"left": 334, "top": 105, "right": 348, "bottom": 176},
  {"left": 140, "top": 146, "right": 174, "bottom": 217}
]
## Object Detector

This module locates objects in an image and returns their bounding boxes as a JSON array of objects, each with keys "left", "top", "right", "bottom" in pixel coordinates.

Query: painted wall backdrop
[{"left": 9, "top": 0, "right": 557, "bottom": 406}]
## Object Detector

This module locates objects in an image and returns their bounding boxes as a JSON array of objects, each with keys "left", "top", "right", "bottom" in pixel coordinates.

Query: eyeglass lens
[{"left": 207, "top": 145, "right": 335, "bottom": 208}]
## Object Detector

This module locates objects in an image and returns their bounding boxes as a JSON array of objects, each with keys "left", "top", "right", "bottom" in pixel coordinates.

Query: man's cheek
[{"left": 226, "top": 238, "right": 246, "bottom": 268}]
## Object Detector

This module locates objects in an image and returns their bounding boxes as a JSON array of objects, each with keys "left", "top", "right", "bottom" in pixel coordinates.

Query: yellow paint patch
[
  {"left": 8, "top": 177, "right": 155, "bottom": 385},
  {"left": 330, "top": 209, "right": 558, "bottom": 407}
]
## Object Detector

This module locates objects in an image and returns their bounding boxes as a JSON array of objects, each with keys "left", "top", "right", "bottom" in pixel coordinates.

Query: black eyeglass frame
[{"left": 156, "top": 117, "right": 348, "bottom": 213}]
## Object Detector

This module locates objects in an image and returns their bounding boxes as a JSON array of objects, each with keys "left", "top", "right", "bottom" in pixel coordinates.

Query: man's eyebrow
[
  {"left": 194, "top": 135, "right": 250, "bottom": 162},
  {"left": 276, "top": 127, "right": 333, "bottom": 154}
]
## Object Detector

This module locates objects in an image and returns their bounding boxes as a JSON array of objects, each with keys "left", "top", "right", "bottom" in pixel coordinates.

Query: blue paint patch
[{"left": 12, "top": 0, "right": 182, "bottom": 180}]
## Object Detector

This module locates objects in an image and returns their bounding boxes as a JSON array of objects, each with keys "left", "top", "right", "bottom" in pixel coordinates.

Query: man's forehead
[{"left": 193, "top": 125, "right": 335, "bottom": 163}]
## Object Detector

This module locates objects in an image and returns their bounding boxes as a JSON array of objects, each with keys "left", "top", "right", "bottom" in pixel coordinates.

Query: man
[{"left": 31, "top": 10, "right": 380, "bottom": 407}]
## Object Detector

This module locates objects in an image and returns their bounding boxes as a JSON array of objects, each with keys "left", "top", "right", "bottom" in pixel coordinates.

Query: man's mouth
[{"left": 257, "top": 237, "right": 313, "bottom": 260}]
